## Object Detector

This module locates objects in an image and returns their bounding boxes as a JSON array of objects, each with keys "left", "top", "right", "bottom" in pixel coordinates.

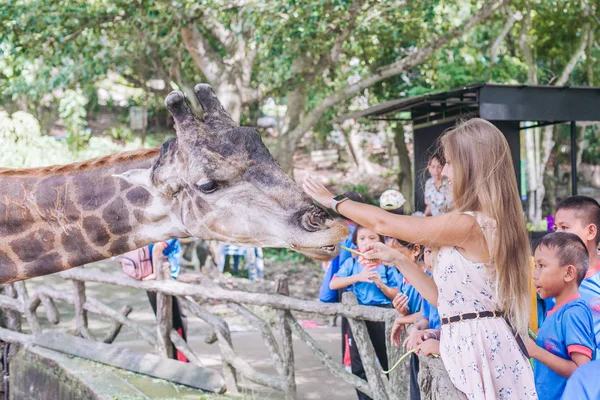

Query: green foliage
[
  {"left": 58, "top": 89, "right": 89, "bottom": 151},
  {"left": 0, "top": 111, "right": 144, "bottom": 169},
  {"left": 262, "top": 248, "right": 315, "bottom": 264},
  {"left": 582, "top": 126, "right": 600, "bottom": 165}
]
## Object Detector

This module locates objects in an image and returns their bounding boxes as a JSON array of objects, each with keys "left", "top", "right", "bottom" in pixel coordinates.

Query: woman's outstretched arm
[{"left": 303, "top": 176, "right": 484, "bottom": 253}]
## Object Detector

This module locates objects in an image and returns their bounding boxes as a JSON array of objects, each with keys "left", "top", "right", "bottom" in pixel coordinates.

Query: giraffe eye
[{"left": 197, "top": 180, "right": 218, "bottom": 194}]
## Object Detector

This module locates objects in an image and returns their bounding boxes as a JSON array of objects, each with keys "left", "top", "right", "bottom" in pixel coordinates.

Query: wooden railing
[{"left": 0, "top": 263, "right": 465, "bottom": 400}]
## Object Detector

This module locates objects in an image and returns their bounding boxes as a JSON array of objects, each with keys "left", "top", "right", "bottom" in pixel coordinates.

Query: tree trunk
[{"left": 394, "top": 124, "right": 414, "bottom": 211}]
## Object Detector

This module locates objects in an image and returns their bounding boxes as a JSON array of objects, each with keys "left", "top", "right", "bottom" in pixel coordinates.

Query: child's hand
[
  {"left": 403, "top": 328, "right": 427, "bottom": 351},
  {"left": 142, "top": 272, "right": 156, "bottom": 281},
  {"left": 355, "top": 267, "right": 379, "bottom": 283},
  {"left": 392, "top": 293, "right": 409, "bottom": 315},
  {"left": 391, "top": 317, "right": 407, "bottom": 347},
  {"left": 358, "top": 255, "right": 380, "bottom": 268},
  {"left": 525, "top": 337, "right": 539, "bottom": 359},
  {"left": 417, "top": 339, "right": 440, "bottom": 357}
]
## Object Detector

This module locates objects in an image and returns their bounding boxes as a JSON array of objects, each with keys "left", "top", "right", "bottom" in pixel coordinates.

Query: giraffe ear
[{"left": 112, "top": 168, "right": 152, "bottom": 188}]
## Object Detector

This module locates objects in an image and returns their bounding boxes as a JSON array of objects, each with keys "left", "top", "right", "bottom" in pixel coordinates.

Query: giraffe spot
[
  {"left": 108, "top": 236, "right": 130, "bottom": 256},
  {"left": 61, "top": 229, "right": 87, "bottom": 253},
  {"left": 66, "top": 246, "right": 105, "bottom": 267},
  {"left": 102, "top": 198, "right": 132, "bottom": 235},
  {"left": 83, "top": 216, "right": 110, "bottom": 247},
  {"left": 10, "top": 230, "right": 55, "bottom": 263},
  {"left": 126, "top": 187, "right": 151, "bottom": 207},
  {"left": 73, "top": 173, "right": 116, "bottom": 211},
  {"left": 22, "top": 252, "right": 63, "bottom": 279},
  {"left": 0, "top": 182, "right": 34, "bottom": 236},
  {"left": 0, "top": 251, "right": 18, "bottom": 284},
  {"left": 119, "top": 179, "right": 133, "bottom": 191}
]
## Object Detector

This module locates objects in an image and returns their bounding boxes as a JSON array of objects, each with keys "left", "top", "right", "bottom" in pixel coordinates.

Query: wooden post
[
  {"left": 14, "top": 281, "right": 41, "bottom": 333},
  {"left": 2, "top": 284, "right": 21, "bottom": 333},
  {"left": 342, "top": 292, "right": 389, "bottom": 400},
  {"left": 102, "top": 305, "right": 132, "bottom": 343},
  {"left": 155, "top": 259, "right": 173, "bottom": 358},
  {"left": 72, "top": 280, "right": 94, "bottom": 339},
  {"left": 275, "top": 275, "right": 297, "bottom": 400},
  {"left": 385, "top": 314, "right": 409, "bottom": 399}
]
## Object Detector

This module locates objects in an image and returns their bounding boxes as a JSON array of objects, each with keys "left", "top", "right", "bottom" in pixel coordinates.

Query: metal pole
[{"left": 570, "top": 121, "right": 577, "bottom": 195}]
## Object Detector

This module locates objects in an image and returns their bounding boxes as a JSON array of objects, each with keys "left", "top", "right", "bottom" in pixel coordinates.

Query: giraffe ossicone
[{"left": 0, "top": 84, "right": 349, "bottom": 284}]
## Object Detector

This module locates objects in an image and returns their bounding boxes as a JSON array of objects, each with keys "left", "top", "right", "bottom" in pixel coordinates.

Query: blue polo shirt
[
  {"left": 334, "top": 258, "right": 400, "bottom": 306},
  {"left": 546, "top": 265, "right": 600, "bottom": 359},
  {"left": 149, "top": 239, "right": 181, "bottom": 279},
  {"left": 422, "top": 299, "right": 441, "bottom": 330},
  {"left": 421, "top": 270, "right": 440, "bottom": 329},
  {"left": 397, "top": 276, "right": 422, "bottom": 315},
  {"left": 534, "top": 295, "right": 596, "bottom": 400},
  {"left": 561, "top": 359, "right": 600, "bottom": 400},
  {"left": 579, "top": 268, "right": 600, "bottom": 356}
]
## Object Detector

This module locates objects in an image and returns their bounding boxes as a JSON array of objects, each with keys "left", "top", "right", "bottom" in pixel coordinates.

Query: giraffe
[{"left": 0, "top": 84, "right": 349, "bottom": 284}]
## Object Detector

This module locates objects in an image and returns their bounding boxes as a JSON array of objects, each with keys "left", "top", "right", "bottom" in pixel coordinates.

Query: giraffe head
[{"left": 116, "top": 84, "right": 348, "bottom": 260}]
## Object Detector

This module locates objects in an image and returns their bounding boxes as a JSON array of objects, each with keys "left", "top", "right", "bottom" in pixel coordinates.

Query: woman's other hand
[
  {"left": 302, "top": 176, "right": 335, "bottom": 208},
  {"left": 362, "top": 242, "right": 405, "bottom": 266}
]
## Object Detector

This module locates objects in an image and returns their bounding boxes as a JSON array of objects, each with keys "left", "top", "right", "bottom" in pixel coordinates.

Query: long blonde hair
[{"left": 440, "top": 118, "right": 530, "bottom": 335}]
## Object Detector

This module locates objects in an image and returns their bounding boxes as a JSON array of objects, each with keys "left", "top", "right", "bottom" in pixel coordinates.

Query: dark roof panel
[{"left": 335, "top": 83, "right": 600, "bottom": 123}]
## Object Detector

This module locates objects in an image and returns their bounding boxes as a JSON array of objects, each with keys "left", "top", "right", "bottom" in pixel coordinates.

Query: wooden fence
[{"left": 0, "top": 262, "right": 464, "bottom": 400}]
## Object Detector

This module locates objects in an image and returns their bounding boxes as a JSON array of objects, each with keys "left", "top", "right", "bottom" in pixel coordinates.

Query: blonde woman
[{"left": 304, "top": 118, "right": 537, "bottom": 399}]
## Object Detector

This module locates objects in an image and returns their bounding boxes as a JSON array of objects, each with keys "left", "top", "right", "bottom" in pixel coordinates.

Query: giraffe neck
[{"left": 0, "top": 148, "right": 187, "bottom": 283}]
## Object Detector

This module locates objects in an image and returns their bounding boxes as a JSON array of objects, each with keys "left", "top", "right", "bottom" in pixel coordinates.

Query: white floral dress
[{"left": 433, "top": 212, "right": 538, "bottom": 400}]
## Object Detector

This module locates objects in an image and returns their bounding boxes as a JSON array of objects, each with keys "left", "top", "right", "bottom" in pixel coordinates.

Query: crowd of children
[{"left": 309, "top": 117, "right": 600, "bottom": 400}]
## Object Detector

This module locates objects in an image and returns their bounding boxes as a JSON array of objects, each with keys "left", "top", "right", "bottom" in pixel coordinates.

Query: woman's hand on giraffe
[{"left": 302, "top": 176, "right": 335, "bottom": 208}]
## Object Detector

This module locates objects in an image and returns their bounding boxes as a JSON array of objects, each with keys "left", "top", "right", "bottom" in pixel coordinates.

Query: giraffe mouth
[{"left": 289, "top": 243, "right": 339, "bottom": 261}]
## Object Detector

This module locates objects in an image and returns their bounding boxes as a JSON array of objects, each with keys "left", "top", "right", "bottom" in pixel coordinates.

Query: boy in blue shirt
[
  {"left": 552, "top": 195, "right": 600, "bottom": 357},
  {"left": 331, "top": 225, "right": 400, "bottom": 400},
  {"left": 526, "top": 232, "right": 595, "bottom": 400}
]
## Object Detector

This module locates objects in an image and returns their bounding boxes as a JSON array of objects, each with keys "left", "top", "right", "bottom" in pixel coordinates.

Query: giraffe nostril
[{"left": 301, "top": 208, "right": 329, "bottom": 232}]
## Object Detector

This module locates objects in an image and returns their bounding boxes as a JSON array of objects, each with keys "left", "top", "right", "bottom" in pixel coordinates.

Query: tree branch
[
  {"left": 518, "top": 5, "right": 537, "bottom": 83},
  {"left": 555, "top": 23, "right": 591, "bottom": 86},
  {"left": 286, "top": 0, "right": 505, "bottom": 140},
  {"left": 180, "top": 24, "right": 226, "bottom": 85},
  {"left": 490, "top": 8, "right": 518, "bottom": 62}
]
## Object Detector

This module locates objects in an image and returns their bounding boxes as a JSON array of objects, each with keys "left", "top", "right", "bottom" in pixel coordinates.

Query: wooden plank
[{"left": 32, "top": 331, "right": 226, "bottom": 394}]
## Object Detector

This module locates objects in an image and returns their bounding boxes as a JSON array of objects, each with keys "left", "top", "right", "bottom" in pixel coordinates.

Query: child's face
[
  {"left": 423, "top": 247, "right": 433, "bottom": 269},
  {"left": 356, "top": 228, "right": 380, "bottom": 251},
  {"left": 533, "top": 245, "right": 575, "bottom": 299},
  {"left": 554, "top": 209, "right": 595, "bottom": 247},
  {"left": 428, "top": 158, "right": 442, "bottom": 179}
]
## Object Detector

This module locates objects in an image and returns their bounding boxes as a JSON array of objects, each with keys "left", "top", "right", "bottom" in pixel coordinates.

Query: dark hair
[
  {"left": 428, "top": 150, "right": 445, "bottom": 165},
  {"left": 352, "top": 225, "right": 384, "bottom": 247},
  {"left": 535, "top": 232, "right": 589, "bottom": 285},
  {"left": 384, "top": 237, "right": 424, "bottom": 263},
  {"left": 556, "top": 196, "right": 600, "bottom": 245}
]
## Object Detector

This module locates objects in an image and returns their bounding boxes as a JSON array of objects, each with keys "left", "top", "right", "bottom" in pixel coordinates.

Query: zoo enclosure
[{"left": 0, "top": 263, "right": 463, "bottom": 400}]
